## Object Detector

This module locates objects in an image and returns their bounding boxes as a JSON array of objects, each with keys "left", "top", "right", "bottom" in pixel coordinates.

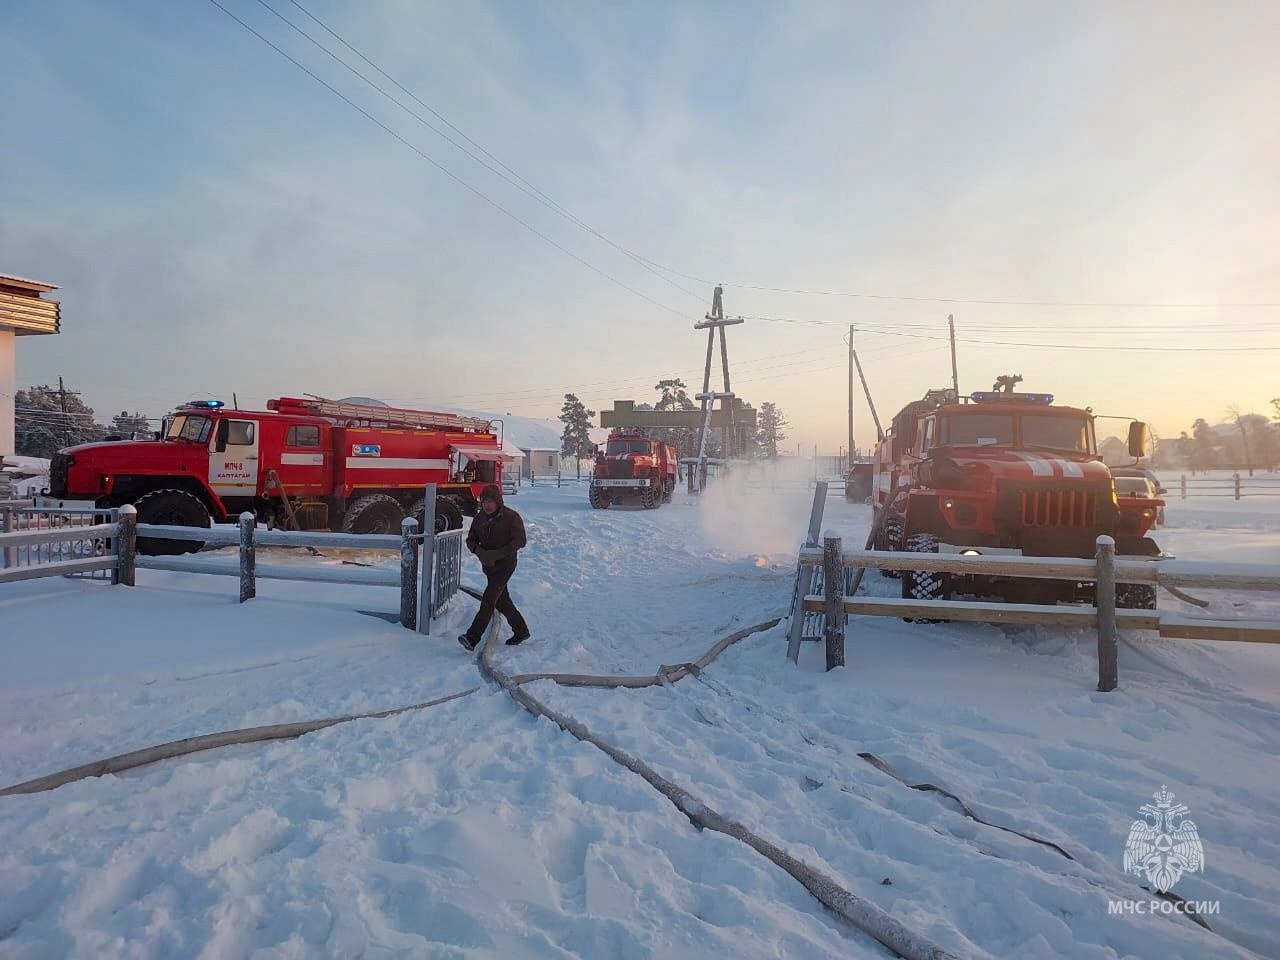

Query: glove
[{"left": 478, "top": 548, "right": 503, "bottom": 567}]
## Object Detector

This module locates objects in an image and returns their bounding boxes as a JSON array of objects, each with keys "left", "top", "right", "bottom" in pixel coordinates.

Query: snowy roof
[{"left": 0, "top": 273, "right": 58, "bottom": 293}]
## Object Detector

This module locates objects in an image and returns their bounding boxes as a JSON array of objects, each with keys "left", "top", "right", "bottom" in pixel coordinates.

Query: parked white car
[{"left": 1113, "top": 475, "right": 1164, "bottom": 525}]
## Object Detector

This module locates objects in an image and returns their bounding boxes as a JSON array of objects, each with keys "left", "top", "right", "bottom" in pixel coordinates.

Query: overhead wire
[
  {"left": 205, "top": 0, "right": 691, "bottom": 321},
  {"left": 267, "top": 0, "right": 707, "bottom": 305},
  {"left": 221, "top": 2, "right": 1272, "bottom": 319},
  {"left": 746, "top": 316, "right": 1278, "bottom": 351}
]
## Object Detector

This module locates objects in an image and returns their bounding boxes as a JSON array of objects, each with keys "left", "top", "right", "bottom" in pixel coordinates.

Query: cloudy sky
[{"left": 3, "top": 0, "right": 1278, "bottom": 452}]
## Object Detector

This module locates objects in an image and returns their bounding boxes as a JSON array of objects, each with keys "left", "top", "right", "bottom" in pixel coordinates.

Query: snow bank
[{"left": 2, "top": 484, "right": 1279, "bottom": 957}]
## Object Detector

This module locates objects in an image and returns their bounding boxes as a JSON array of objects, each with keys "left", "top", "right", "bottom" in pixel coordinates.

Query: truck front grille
[
  {"left": 1018, "top": 488, "right": 1100, "bottom": 527},
  {"left": 606, "top": 461, "right": 634, "bottom": 479}
]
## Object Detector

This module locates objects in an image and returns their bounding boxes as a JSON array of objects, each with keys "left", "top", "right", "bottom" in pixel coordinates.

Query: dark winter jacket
[{"left": 467, "top": 493, "right": 526, "bottom": 570}]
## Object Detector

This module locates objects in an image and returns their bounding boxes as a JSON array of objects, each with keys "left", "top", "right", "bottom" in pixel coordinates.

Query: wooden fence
[
  {"left": 786, "top": 485, "right": 1280, "bottom": 690},
  {"left": 1175, "top": 474, "right": 1280, "bottom": 500},
  {"left": 1, "top": 491, "right": 469, "bottom": 633}
]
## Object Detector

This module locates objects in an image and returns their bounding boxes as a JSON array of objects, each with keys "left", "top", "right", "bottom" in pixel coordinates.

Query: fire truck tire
[
  {"left": 901, "top": 533, "right": 945, "bottom": 622},
  {"left": 662, "top": 479, "right": 675, "bottom": 503},
  {"left": 436, "top": 498, "right": 464, "bottom": 532},
  {"left": 641, "top": 481, "right": 661, "bottom": 509},
  {"left": 588, "top": 485, "right": 610, "bottom": 509},
  {"left": 134, "top": 489, "right": 211, "bottom": 556},
  {"left": 342, "top": 494, "right": 405, "bottom": 536},
  {"left": 410, "top": 497, "right": 464, "bottom": 533},
  {"left": 1116, "top": 583, "right": 1157, "bottom": 610},
  {"left": 879, "top": 516, "right": 904, "bottom": 579}
]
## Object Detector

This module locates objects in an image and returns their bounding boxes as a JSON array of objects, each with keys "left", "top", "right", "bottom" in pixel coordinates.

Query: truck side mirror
[
  {"left": 215, "top": 419, "right": 229, "bottom": 453},
  {"left": 1127, "top": 421, "right": 1149, "bottom": 459}
]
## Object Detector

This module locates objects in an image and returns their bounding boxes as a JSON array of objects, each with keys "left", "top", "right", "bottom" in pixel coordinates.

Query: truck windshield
[
  {"left": 166, "top": 415, "right": 212, "bottom": 443},
  {"left": 941, "top": 414, "right": 1015, "bottom": 446},
  {"left": 1021, "top": 415, "right": 1093, "bottom": 454},
  {"left": 607, "top": 439, "right": 651, "bottom": 454}
]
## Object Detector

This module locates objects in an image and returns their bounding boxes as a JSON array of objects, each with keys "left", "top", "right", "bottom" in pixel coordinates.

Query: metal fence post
[
  {"left": 417, "top": 483, "right": 437, "bottom": 635},
  {"left": 1234, "top": 472, "right": 1242, "bottom": 501},
  {"left": 824, "top": 532, "right": 845, "bottom": 671},
  {"left": 1, "top": 506, "right": 12, "bottom": 571},
  {"left": 1180, "top": 474, "right": 1187, "bottom": 500},
  {"left": 400, "top": 517, "right": 419, "bottom": 629},
  {"left": 115, "top": 504, "right": 137, "bottom": 587},
  {"left": 239, "top": 512, "right": 256, "bottom": 602},
  {"left": 1096, "top": 535, "right": 1117, "bottom": 692}
]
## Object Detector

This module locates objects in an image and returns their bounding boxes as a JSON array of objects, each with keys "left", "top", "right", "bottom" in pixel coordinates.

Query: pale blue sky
[{"left": 3, "top": 0, "right": 1278, "bottom": 451}]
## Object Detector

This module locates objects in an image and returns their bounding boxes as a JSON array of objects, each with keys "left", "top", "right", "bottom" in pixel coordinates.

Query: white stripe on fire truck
[
  {"left": 1051, "top": 458, "right": 1084, "bottom": 478},
  {"left": 1011, "top": 452, "right": 1054, "bottom": 477},
  {"left": 344, "top": 458, "right": 452, "bottom": 470}
]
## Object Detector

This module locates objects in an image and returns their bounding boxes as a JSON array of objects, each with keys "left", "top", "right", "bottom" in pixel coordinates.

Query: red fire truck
[
  {"left": 872, "top": 384, "right": 1162, "bottom": 610},
  {"left": 49, "top": 396, "right": 512, "bottom": 553},
  {"left": 589, "top": 430, "right": 679, "bottom": 510}
]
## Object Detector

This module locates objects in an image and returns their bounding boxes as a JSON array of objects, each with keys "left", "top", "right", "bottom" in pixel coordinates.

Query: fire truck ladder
[{"left": 270, "top": 396, "right": 494, "bottom": 433}]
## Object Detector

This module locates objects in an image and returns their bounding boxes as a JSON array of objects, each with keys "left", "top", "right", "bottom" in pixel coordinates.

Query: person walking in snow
[{"left": 458, "top": 483, "right": 530, "bottom": 651}]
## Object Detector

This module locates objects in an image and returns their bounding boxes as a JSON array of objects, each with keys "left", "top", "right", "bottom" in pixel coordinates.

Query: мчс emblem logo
[{"left": 1124, "top": 786, "right": 1204, "bottom": 893}]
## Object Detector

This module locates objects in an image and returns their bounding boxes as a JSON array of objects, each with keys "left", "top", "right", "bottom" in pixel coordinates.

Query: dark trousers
[{"left": 466, "top": 558, "right": 529, "bottom": 641}]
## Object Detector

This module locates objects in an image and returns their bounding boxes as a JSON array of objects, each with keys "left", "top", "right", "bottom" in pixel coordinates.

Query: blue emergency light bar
[
  {"left": 970, "top": 392, "right": 1054, "bottom": 404},
  {"left": 187, "top": 399, "right": 225, "bottom": 409}
]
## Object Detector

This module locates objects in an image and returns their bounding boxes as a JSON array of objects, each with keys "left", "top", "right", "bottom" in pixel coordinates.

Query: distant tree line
[
  {"left": 1155, "top": 402, "right": 1280, "bottom": 473},
  {"left": 14, "top": 383, "right": 153, "bottom": 459}
]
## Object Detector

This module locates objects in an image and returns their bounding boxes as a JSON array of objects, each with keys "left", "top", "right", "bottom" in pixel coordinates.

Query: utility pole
[
  {"left": 692, "top": 285, "right": 744, "bottom": 491},
  {"left": 948, "top": 314, "right": 959, "bottom": 398},
  {"left": 852, "top": 348, "right": 884, "bottom": 442},
  {"left": 55, "top": 376, "right": 81, "bottom": 450},
  {"left": 846, "top": 324, "right": 855, "bottom": 472}
]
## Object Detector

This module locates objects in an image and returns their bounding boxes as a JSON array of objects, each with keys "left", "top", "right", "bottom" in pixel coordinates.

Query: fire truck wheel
[
  {"left": 879, "top": 516, "right": 904, "bottom": 579},
  {"left": 1116, "top": 583, "right": 1157, "bottom": 610},
  {"left": 134, "top": 489, "right": 211, "bottom": 556},
  {"left": 588, "top": 485, "right": 610, "bottom": 509},
  {"left": 641, "top": 481, "right": 661, "bottom": 509},
  {"left": 342, "top": 494, "right": 405, "bottom": 535},
  {"left": 662, "top": 479, "right": 675, "bottom": 503},
  {"left": 436, "top": 498, "right": 464, "bottom": 532},
  {"left": 409, "top": 497, "right": 464, "bottom": 533},
  {"left": 901, "top": 532, "right": 945, "bottom": 622}
]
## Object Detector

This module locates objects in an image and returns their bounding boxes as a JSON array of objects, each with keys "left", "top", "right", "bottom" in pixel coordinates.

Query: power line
[
  {"left": 263, "top": 0, "right": 706, "bottom": 304},
  {"left": 747, "top": 316, "right": 1278, "bottom": 351},
  {"left": 205, "top": 0, "right": 689, "bottom": 320},
  {"left": 656, "top": 270, "right": 1280, "bottom": 310}
]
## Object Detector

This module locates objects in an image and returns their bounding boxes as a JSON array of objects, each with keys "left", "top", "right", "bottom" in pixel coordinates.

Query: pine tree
[
  {"left": 14, "top": 384, "right": 105, "bottom": 458},
  {"left": 1190, "top": 418, "right": 1218, "bottom": 472},
  {"left": 651, "top": 378, "right": 698, "bottom": 457},
  {"left": 756, "top": 402, "right": 788, "bottom": 459},
  {"left": 559, "top": 393, "right": 596, "bottom": 478}
]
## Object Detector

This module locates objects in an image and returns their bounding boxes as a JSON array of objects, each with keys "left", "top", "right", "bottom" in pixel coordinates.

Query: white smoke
[{"left": 697, "top": 458, "right": 822, "bottom": 559}]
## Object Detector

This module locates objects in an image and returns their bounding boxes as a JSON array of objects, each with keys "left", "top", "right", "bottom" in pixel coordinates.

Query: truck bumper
[{"left": 592, "top": 479, "right": 648, "bottom": 489}]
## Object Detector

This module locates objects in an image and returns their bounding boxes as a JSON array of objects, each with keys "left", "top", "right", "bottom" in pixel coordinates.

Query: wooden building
[{"left": 1, "top": 274, "right": 62, "bottom": 456}]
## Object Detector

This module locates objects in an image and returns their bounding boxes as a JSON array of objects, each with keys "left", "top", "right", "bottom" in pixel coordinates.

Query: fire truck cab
[{"left": 872, "top": 385, "right": 1161, "bottom": 609}]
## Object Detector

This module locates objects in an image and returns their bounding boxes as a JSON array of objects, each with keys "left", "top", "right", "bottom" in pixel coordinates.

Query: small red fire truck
[
  {"left": 872, "top": 383, "right": 1162, "bottom": 610},
  {"left": 589, "top": 430, "right": 679, "bottom": 510},
  {"left": 49, "top": 396, "right": 513, "bottom": 553}
]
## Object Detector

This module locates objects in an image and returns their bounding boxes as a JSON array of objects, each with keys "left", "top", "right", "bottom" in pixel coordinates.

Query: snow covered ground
[{"left": 2, "top": 470, "right": 1279, "bottom": 958}]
